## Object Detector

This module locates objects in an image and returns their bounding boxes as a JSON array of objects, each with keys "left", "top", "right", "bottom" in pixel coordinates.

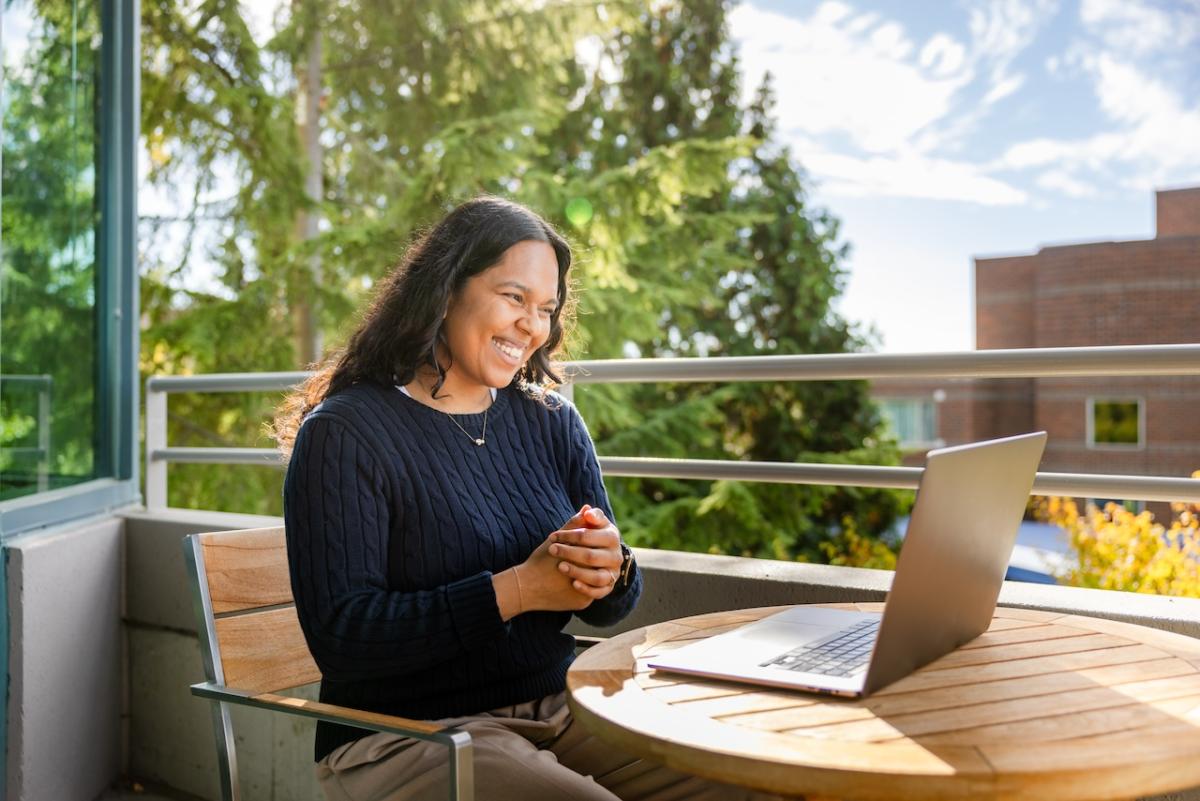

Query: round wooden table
[{"left": 566, "top": 604, "right": 1200, "bottom": 801}]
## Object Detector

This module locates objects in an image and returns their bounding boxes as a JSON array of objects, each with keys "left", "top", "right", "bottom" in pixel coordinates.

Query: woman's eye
[
  {"left": 505, "top": 292, "right": 523, "bottom": 303},
  {"left": 539, "top": 307, "right": 554, "bottom": 317}
]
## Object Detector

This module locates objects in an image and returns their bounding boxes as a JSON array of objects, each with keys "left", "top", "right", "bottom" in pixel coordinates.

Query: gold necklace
[
  {"left": 445, "top": 406, "right": 488, "bottom": 446},
  {"left": 396, "top": 381, "right": 491, "bottom": 446}
]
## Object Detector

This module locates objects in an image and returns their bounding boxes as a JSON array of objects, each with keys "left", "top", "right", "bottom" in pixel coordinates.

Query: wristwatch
[{"left": 617, "top": 542, "right": 636, "bottom": 589}]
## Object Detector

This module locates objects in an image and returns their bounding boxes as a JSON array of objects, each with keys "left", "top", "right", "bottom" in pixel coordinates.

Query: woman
[{"left": 276, "top": 196, "right": 768, "bottom": 801}]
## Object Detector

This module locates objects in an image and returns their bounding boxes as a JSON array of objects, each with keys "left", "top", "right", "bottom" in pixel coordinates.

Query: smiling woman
[{"left": 269, "top": 198, "right": 767, "bottom": 799}]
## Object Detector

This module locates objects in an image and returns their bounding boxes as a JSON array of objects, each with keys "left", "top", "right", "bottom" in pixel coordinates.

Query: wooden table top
[{"left": 566, "top": 604, "right": 1200, "bottom": 801}]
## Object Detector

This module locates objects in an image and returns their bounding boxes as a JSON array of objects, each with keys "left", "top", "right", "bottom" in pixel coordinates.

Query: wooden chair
[{"left": 183, "top": 526, "right": 474, "bottom": 801}]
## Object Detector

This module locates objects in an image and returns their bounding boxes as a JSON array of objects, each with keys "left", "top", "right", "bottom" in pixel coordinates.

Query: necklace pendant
[{"left": 474, "top": 438, "right": 485, "bottom": 446}]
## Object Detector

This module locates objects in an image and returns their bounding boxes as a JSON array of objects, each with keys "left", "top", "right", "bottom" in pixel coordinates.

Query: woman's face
[{"left": 439, "top": 239, "right": 561, "bottom": 395}]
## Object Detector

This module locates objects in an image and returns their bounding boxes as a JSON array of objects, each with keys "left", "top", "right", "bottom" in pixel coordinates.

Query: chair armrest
[
  {"left": 191, "top": 681, "right": 475, "bottom": 800},
  {"left": 190, "top": 681, "right": 466, "bottom": 746}
]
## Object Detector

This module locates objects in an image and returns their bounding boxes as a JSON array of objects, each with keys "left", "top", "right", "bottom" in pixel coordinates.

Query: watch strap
[{"left": 617, "top": 542, "right": 635, "bottom": 588}]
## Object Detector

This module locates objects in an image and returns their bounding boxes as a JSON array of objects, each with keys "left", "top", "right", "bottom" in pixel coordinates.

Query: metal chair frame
[{"left": 182, "top": 530, "right": 475, "bottom": 801}]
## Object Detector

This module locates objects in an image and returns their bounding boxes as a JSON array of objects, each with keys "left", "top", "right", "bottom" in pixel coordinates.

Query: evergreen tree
[
  {"left": 138, "top": 0, "right": 906, "bottom": 564},
  {"left": 547, "top": 2, "right": 906, "bottom": 561}
]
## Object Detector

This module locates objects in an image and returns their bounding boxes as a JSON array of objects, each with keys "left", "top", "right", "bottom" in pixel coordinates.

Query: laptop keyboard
[{"left": 759, "top": 618, "right": 880, "bottom": 677}]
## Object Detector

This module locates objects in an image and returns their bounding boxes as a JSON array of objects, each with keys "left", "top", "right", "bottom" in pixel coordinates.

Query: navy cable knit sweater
[{"left": 283, "top": 381, "right": 642, "bottom": 761}]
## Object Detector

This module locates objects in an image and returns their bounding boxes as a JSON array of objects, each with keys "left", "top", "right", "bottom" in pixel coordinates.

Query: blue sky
[{"left": 728, "top": 0, "right": 1200, "bottom": 352}]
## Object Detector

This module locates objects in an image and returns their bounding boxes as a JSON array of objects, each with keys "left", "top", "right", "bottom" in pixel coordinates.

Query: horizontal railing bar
[
  {"left": 599, "top": 457, "right": 923, "bottom": 488},
  {"left": 600, "top": 457, "right": 1200, "bottom": 503},
  {"left": 1030, "top": 473, "right": 1200, "bottom": 504},
  {"left": 144, "top": 345, "right": 1200, "bottom": 394},
  {"left": 153, "top": 447, "right": 284, "bottom": 465},
  {"left": 0, "top": 375, "right": 53, "bottom": 386},
  {"left": 564, "top": 344, "right": 1200, "bottom": 383},
  {"left": 147, "top": 371, "right": 309, "bottom": 393},
  {"left": 149, "top": 449, "right": 1200, "bottom": 503}
]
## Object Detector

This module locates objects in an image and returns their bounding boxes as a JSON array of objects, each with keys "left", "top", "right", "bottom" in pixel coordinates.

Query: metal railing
[
  {"left": 1, "top": 374, "right": 53, "bottom": 493},
  {"left": 144, "top": 344, "right": 1200, "bottom": 510}
]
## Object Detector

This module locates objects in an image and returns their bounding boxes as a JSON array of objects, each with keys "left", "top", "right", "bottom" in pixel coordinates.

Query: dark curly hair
[{"left": 273, "top": 196, "right": 573, "bottom": 456}]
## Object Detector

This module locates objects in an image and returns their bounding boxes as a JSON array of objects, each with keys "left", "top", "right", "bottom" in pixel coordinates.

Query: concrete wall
[
  {"left": 123, "top": 508, "right": 1200, "bottom": 801},
  {"left": 6, "top": 515, "right": 123, "bottom": 801}
]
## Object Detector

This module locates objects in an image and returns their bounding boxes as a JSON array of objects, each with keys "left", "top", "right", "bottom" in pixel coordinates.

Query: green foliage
[
  {"left": 1035, "top": 491, "right": 1200, "bottom": 597},
  {"left": 140, "top": 0, "right": 909, "bottom": 555}
]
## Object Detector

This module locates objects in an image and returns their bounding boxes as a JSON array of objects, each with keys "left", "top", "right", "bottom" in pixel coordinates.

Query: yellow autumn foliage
[{"left": 1033, "top": 472, "right": 1200, "bottom": 597}]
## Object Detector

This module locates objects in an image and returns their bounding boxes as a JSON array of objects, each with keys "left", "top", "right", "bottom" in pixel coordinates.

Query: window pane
[
  {"left": 1092, "top": 400, "right": 1140, "bottom": 445},
  {"left": 879, "top": 398, "right": 936, "bottom": 447},
  {"left": 1, "top": 0, "right": 101, "bottom": 501}
]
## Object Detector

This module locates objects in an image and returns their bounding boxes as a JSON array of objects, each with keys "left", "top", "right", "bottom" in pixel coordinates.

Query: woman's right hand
[{"left": 493, "top": 527, "right": 593, "bottom": 620}]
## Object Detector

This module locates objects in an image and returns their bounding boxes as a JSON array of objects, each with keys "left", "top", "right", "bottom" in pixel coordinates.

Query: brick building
[{"left": 873, "top": 187, "right": 1200, "bottom": 504}]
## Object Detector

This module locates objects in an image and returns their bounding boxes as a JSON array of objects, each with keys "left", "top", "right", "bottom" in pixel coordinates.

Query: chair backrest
[
  {"left": 185, "top": 526, "right": 320, "bottom": 693},
  {"left": 185, "top": 526, "right": 475, "bottom": 801}
]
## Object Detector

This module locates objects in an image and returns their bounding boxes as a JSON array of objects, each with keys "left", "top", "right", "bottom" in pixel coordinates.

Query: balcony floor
[{"left": 100, "top": 785, "right": 189, "bottom": 801}]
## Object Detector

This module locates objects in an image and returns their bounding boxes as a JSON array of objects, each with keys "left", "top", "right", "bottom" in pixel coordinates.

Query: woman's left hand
[{"left": 548, "top": 506, "right": 623, "bottom": 600}]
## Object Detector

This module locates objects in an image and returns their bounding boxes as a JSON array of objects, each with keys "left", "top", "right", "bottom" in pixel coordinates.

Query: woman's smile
[{"left": 492, "top": 337, "right": 527, "bottom": 364}]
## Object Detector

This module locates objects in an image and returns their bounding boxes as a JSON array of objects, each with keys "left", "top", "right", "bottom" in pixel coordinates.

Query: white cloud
[
  {"left": 998, "top": 55, "right": 1200, "bottom": 186},
  {"left": 1035, "top": 169, "right": 1095, "bottom": 198},
  {"left": 967, "top": 0, "right": 1057, "bottom": 62},
  {"left": 814, "top": 1, "right": 854, "bottom": 25},
  {"left": 730, "top": 3, "right": 972, "bottom": 155},
  {"left": 982, "top": 73, "right": 1025, "bottom": 105},
  {"left": 1079, "top": 0, "right": 1200, "bottom": 55},
  {"left": 805, "top": 150, "right": 1028, "bottom": 205},
  {"left": 844, "top": 10, "right": 880, "bottom": 34},
  {"left": 919, "top": 34, "right": 966, "bottom": 76},
  {"left": 869, "top": 22, "right": 913, "bottom": 60},
  {"left": 728, "top": 1, "right": 1050, "bottom": 205}
]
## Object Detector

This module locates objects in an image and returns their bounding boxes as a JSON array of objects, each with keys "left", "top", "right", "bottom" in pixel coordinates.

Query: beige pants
[{"left": 316, "top": 692, "right": 785, "bottom": 801}]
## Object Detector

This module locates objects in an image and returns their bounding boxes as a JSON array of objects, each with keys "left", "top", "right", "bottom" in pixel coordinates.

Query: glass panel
[
  {"left": 1092, "top": 400, "right": 1140, "bottom": 445},
  {"left": 1, "top": 0, "right": 101, "bottom": 501},
  {"left": 879, "top": 398, "right": 935, "bottom": 447}
]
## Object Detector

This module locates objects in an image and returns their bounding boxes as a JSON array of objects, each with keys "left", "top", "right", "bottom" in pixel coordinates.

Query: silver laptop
[{"left": 648, "top": 431, "right": 1048, "bottom": 698}]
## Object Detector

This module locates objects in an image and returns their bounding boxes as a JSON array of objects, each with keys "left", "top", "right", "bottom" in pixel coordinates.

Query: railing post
[
  {"left": 145, "top": 380, "right": 168, "bottom": 509},
  {"left": 36, "top": 378, "right": 51, "bottom": 493}
]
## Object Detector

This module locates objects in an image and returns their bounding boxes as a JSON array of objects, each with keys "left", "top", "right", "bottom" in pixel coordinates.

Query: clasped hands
[{"left": 493, "top": 504, "right": 624, "bottom": 621}]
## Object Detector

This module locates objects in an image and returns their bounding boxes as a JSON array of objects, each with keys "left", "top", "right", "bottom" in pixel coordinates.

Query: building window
[
  {"left": 878, "top": 398, "right": 939, "bottom": 449},
  {"left": 1087, "top": 398, "right": 1143, "bottom": 449}
]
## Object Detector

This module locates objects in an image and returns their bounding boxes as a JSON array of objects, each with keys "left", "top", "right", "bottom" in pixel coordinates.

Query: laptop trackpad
[{"left": 672, "top": 607, "right": 877, "bottom": 663}]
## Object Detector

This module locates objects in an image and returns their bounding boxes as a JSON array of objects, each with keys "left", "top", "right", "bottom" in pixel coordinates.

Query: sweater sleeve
[
  {"left": 284, "top": 414, "right": 509, "bottom": 682},
  {"left": 561, "top": 402, "right": 643, "bottom": 628}
]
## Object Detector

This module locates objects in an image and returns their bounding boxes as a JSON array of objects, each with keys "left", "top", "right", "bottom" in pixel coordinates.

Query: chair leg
[
  {"left": 210, "top": 700, "right": 241, "bottom": 801},
  {"left": 446, "top": 730, "right": 474, "bottom": 801}
]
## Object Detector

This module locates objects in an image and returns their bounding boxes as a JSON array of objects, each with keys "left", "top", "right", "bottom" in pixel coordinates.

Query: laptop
[{"left": 648, "top": 431, "right": 1048, "bottom": 698}]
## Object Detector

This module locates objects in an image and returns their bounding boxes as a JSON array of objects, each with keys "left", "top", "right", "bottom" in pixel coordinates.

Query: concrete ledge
[
  {"left": 124, "top": 507, "right": 1200, "bottom": 642},
  {"left": 574, "top": 547, "right": 1200, "bottom": 641},
  {"left": 123, "top": 508, "right": 284, "bottom": 632}
]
